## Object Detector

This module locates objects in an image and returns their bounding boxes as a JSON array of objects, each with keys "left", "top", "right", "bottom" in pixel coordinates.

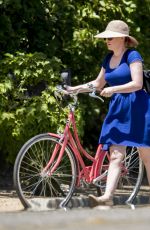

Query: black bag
[{"left": 143, "top": 70, "right": 150, "bottom": 95}]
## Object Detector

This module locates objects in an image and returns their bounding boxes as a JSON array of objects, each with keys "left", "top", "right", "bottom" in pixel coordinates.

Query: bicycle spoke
[{"left": 14, "top": 134, "right": 77, "bottom": 208}]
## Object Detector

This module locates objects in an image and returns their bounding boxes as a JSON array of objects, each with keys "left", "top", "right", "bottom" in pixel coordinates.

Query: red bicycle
[{"left": 13, "top": 85, "right": 144, "bottom": 209}]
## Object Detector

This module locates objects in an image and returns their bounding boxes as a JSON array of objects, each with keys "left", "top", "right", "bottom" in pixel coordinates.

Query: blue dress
[{"left": 99, "top": 49, "right": 150, "bottom": 150}]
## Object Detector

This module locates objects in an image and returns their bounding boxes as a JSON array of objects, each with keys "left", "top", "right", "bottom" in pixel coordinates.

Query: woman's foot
[{"left": 88, "top": 194, "right": 114, "bottom": 207}]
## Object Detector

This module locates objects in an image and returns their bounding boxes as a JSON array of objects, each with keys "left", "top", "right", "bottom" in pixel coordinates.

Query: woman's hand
[
  {"left": 100, "top": 87, "right": 114, "bottom": 97},
  {"left": 64, "top": 85, "right": 75, "bottom": 93},
  {"left": 63, "top": 85, "right": 78, "bottom": 94}
]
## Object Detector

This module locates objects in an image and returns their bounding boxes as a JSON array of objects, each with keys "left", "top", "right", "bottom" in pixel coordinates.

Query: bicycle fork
[{"left": 41, "top": 135, "right": 68, "bottom": 177}]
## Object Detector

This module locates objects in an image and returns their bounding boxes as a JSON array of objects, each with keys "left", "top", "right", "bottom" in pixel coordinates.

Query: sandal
[{"left": 88, "top": 194, "right": 114, "bottom": 208}]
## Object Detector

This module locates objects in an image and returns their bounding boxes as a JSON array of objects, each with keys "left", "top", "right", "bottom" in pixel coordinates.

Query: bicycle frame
[{"left": 42, "top": 105, "right": 109, "bottom": 187}]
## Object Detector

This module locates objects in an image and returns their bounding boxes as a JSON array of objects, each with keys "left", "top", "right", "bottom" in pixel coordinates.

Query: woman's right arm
[{"left": 65, "top": 67, "right": 106, "bottom": 93}]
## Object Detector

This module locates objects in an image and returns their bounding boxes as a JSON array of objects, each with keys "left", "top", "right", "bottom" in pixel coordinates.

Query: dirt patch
[
  {"left": 0, "top": 166, "right": 24, "bottom": 212},
  {"left": 0, "top": 190, "right": 24, "bottom": 212}
]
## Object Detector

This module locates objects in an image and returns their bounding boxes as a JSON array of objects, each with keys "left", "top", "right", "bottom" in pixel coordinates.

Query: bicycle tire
[
  {"left": 13, "top": 133, "right": 77, "bottom": 209},
  {"left": 97, "top": 147, "right": 144, "bottom": 203}
]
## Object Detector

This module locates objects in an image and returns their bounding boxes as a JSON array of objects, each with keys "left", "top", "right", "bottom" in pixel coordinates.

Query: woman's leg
[
  {"left": 138, "top": 147, "right": 150, "bottom": 185},
  {"left": 89, "top": 145, "right": 126, "bottom": 203},
  {"left": 102, "top": 145, "right": 126, "bottom": 199}
]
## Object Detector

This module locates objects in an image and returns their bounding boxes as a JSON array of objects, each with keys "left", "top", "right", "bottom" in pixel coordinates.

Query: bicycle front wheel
[
  {"left": 98, "top": 147, "right": 144, "bottom": 203},
  {"left": 13, "top": 133, "right": 77, "bottom": 209}
]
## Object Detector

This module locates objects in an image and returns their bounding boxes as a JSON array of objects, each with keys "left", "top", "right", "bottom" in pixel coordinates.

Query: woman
[{"left": 65, "top": 20, "right": 150, "bottom": 206}]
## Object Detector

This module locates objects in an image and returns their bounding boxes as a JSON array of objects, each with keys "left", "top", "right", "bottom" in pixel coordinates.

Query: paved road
[{"left": 0, "top": 205, "right": 150, "bottom": 230}]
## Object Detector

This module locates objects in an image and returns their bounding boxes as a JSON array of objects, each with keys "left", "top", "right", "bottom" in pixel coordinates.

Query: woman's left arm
[{"left": 100, "top": 61, "right": 143, "bottom": 97}]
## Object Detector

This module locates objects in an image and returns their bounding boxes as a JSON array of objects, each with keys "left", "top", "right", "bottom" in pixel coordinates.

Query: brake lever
[
  {"left": 56, "top": 85, "right": 63, "bottom": 91},
  {"left": 89, "top": 91, "right": 104, "bottom": 102}
]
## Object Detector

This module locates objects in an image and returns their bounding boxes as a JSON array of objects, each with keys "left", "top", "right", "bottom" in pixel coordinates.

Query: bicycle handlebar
[{"left": 54, "top": 85, "right": 104, "bottom": 104}]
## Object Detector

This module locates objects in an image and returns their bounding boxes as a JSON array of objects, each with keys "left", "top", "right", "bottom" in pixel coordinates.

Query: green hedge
[
  {"left": 0, "top": 0, "right": 149, "bottom": 169},
  {"left": 0, "top": 52, "right": 85, "bottom": 166}
]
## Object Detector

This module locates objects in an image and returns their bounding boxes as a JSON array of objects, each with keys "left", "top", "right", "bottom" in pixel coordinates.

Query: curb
[
  {"left": 40, "top": 193, "right": 150, "bottom": 210},
  {"left": 46, "top": 186, "right": 150, "bottom": 209},
  {"left": 0, "top": 188, "right": 149, "bottom": 211}
]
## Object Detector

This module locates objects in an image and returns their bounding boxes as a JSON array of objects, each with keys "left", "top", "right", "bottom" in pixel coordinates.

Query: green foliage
[
  {"left": 0, "top": 0, "right": 149, "bottom": 168},
  {"left": 0, "top": 52, "right": 84, "bottom": 165}
]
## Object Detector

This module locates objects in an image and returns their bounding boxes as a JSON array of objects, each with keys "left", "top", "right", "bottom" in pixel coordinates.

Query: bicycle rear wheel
[
  {"left": 13, "top": 133, "right": 77, "bottom": 209},
  {"left": 98, "top": 147, "right": 144, "bottom": 203}
]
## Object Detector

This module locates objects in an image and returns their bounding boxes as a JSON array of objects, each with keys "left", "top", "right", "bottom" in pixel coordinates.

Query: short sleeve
[
  {"left": 127, "top": 50, "right": 143, "bottom": 65},
  {"left": 101, "top": 52, "right": 113, "bottom": 69}
]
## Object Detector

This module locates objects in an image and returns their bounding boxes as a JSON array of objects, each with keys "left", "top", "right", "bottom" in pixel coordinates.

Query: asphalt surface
[
  {"left": 0, "top": 205, "right": 150, "bottom": 230},
  {"left": 0, "top": 187, "right": 149, "bottom": 230}
]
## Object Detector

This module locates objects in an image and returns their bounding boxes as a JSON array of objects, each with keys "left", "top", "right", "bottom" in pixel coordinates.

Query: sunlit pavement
[
  {"left": 0, "top": 205, "right": 150, "bottom": 230},
  {"left": 0, "top": 187, "right": 149, "bottom": 230}
]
